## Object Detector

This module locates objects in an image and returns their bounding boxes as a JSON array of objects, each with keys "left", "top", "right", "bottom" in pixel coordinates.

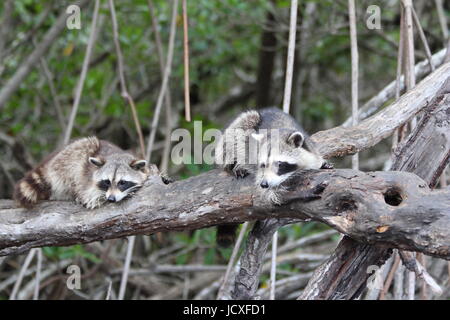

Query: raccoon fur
[
  {"left": 14, "top": 137, "right": 155, "bottom": 209},
  {"left": 214, "top": 107, "right": 332, "bottom": 245}
]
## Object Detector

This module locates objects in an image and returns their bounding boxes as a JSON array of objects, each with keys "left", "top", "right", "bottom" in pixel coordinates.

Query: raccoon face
[
  {"left": 89, "top": 155, "right": 148, "bottom": 203},
  {"left": 252, "top": 130, "right": 326, "bottom": 189}
]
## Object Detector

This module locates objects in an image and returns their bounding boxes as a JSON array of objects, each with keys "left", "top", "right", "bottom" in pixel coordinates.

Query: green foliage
[{"left": 42, "top": 245, "right": 101, "bottom": 263}]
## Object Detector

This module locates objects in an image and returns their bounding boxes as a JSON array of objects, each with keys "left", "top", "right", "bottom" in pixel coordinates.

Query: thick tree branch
[
  {"left": 341, "top": 48, "right": 447, "bottom": 128},
  {"left": 313, "top": 62, "right": 450, "bottom": 158},
  {"left": 0, "top": 168, "right": 449, "bottom": 258},
  {"left": 1, "top": 62, "right": 450, "bottom": 260},
  {"left": 299, "top": 89, "right": 450, "bottom": 300}
]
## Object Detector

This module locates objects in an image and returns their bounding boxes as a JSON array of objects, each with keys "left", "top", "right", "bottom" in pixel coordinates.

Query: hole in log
[
  {"left": 383, "top": 187, "right": 403, "bottom": 206},
  {"left": 335, "top": 196, "right": 358, "bottom": 213}
]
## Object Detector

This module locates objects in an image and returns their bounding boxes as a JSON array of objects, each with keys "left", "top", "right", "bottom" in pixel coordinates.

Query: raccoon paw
[
  {"left": 320, "top": 161, "right": 334, "bottom": 169},
  {"left": 233, "top": 167, "right": 250, "bottom": 179},
  {"left": 160, "top": 173, "right": 174, "bottom": 184}
]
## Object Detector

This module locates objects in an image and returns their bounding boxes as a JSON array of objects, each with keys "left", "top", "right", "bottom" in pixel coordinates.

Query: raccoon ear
[
  {"left": 251, "top": 133, "right": 264, "bottom": 143},
  {"left": 130, "top": 159, "right": 147, "bottom": 171},
  {"left": 288, "top": 131, "right": 304, "bottom": 148},
  {"left": 89, "top": 157, "right": 105, "bottom": 167}
]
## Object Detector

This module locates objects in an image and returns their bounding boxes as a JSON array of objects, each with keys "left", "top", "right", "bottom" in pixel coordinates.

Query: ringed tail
[{"left": 13, "top": 169, "right": 51, "bottom": 208}]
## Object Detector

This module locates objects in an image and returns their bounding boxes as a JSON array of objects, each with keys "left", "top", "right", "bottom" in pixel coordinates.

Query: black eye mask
[
  {"left": 277, "top": 162, "right": 298, "bottom": 175},
  {"left": 97, "top": 180, "right": 111, "bottom": 191},
  {"left": 117, "top": 180, "right": 137, "bottom": 192}
]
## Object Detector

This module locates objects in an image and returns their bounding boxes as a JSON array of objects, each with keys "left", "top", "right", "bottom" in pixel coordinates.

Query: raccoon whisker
[{"left": 126, "top": 185, "right": 142, "bottom": 194}]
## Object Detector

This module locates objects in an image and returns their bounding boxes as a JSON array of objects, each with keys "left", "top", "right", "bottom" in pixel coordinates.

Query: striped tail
[
  {"left": 13, "top": 169, "right": 51, "bottom": 208},
  {"left": 216, "top": 224, "right": 239, "bottom": 247}
]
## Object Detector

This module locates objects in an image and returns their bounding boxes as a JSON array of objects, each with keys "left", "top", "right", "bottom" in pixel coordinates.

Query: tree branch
[
  {"left": 299, "top": 88, "right": 450, "bottom": 300},
  {"left": 1, "top": 168, "right": 449, "bottom": 258},
  {"left": 0, "top": 0, "right": 91, "bottom": 109},
  {"left": 341, "top": 48, "right": 447, "bottom": 128},
  {"left": 316, "top": 62, "right": 450, "bottom": 158}
]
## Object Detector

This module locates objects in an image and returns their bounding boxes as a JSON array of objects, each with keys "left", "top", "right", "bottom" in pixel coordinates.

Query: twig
[
  {"left": 113, "top": 265, "right": 228, "bottom": 275},
  {"left": 348, "top": 0, "right": 359, "bottom": 169},
  {"left": 446, "top": 38, "right": 450, "bottom": 63},
  {"left": 379, "top": 252, "right": 400, "bottom": 300},
  {"left": 392, "top": 5, "right": 405, "bottom": 149},
  {"left": 398, "top": 250, "right": 442, "bottom": 297},
  {"left": 182, "top": 0, "right": 191, "bottom": 122},
  {"left": 106, "top": 279, "right": 113, "bottom": 300},
  {"left": 269, "top": 230, "right": 278, "bottom": 300},
  {"left": 282, "top": 0, "right": 298, "bottom": 114},
  {"left": 394, "top": 260, "right": 405, "bottom": 299},
  {"left": 416, "top": 253, "right": 428, "bottom": 299},
  {"left": 36, "top": 44, "right": 66, "bottom": 131},
  {"left": 145, "top": 0, "right": 179, "bottom": 162},
  {"left": 217, "top": 222, "right": 249, "bottom": 299},
  {"left": 10, "top": 248, "right": 36, "bottom": 300},
  {"left": 401, "top": 1, "right": 417, "bottom": 299},
  {"left": 402, "top": 0, "right": 416, "bottom": 91},
  {"left": 147, "top": 0, "right": 173, "bottom": 173},
  {"left": 341, "top": 48, "right": 447, "bottom": 128},
  {"left": 435, "top": 0, "right": 448, "bottom": 42},
  {"left": 411, "top": 7, "right": 435, "bottom": 72},
  {"left": 109, "top": 0, "right": 149, "bottom": 299},
  {"left": 0, "top": 0, "right": 13, "bottom": 62},
  {"left": 0, "top": 0, "right": 91, "bottom": 109},
  {"left": 108, "top": 0, "right": 145, "bottom": 158},
  {"left": 63, "top": 0, "right": 101, "bottom": 145},
  {"left": 33, "top": 248, "right": 42, "bottom": 300},
  {"left": 275, "top": 229, "right": 338, "bottom": 256},
  {"left": 118, "top": 236, "right": 135, "bottom": 300}
]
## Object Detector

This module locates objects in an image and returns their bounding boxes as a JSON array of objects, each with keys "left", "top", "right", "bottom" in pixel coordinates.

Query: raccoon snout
[
  {"left": 260, "top": 180, "right": 269, "bottom": 188},
  {"left": 107, "top": 195, "right": 116, "bottom": 202}
]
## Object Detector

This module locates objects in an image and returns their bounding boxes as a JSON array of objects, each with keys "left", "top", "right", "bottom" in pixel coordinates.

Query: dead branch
[
  {"left": 0, "top": 0, "right": 91, "bottom": 109},
  {"left": 1, "top": 167, "right": 450, "bottom": 259},
  {"left": 299, "top": 88, "right": 450, "bottom": 300},
  {"left": 316, "top": 62, "right": 450, "bottom": 158},
  {"left": 341, "top": 48, "right": 447, "bottom": 127}
]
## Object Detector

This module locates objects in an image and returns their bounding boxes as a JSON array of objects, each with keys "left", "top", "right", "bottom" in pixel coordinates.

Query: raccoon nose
[
  {"left": 107, "top": 195, "right": 116, "bottom": 202},
  {"left": 260, "top": 180, "right": 269, "bottom": 189}
]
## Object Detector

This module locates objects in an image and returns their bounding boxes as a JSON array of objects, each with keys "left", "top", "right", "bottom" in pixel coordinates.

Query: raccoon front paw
[
  {"left": 281, "top": 181, "right": 328, "bottom": 204},
  {"left": 233, "top": 167, "right": 249, "bottom": 179},
  {"left": 160, "top": 173, "right": 174, "bottom": 184},
  {"left": 320, "top": 161, "right": 334, "bottom": 169}
]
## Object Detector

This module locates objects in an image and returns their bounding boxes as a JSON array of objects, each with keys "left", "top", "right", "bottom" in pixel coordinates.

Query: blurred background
[{"left": 0, "top": 0, "right": 449, "bottom": 299}]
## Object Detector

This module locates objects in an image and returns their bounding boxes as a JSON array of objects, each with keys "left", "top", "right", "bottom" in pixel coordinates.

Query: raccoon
[
  {"left": 13, "top": 137, "right": 153, "bottom": 209},
  {"left": 214, "top": 107, "right": 331, "bottom": 245}
]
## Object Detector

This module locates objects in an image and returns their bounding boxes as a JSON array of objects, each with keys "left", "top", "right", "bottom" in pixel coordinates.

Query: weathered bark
[
  {"left": 1, "top": 168, "right": 450, "bottom": 259},
  {"left": 299, "top": 237, "right": 392, "bottom": 300},
  {"left": 299, "top": 89, "right": 450, "bottom": 300},
  {"left": 341, "top": 48, "right": 447, "bottom": 127},
  {"left": 315, "top": 62, "right": 450, "bottom": 158},
  {"left": 391, "top": 94, "right": 450, "bottom": 186},
  {"left": 232, "top": 218, "right": 285, "bottom": 299},
  {"left": 231, "top": 62, "right": 450, "bottom": 300}
]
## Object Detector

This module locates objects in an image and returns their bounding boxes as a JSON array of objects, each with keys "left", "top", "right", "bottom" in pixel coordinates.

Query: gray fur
[
  {"left": 215, "top": 107, "right": 327, "bottom": 203},
  {"left": 14, "top": 137, "right": 151, "bottom": 209}
]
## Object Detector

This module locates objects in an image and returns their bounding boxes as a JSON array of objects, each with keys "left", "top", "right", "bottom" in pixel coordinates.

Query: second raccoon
[
  {"left": 215, "top": 107, "right": 330, "bottom": 187},
  {"left": 214, "top": 107, "right": 331, "bottom": 245}
]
